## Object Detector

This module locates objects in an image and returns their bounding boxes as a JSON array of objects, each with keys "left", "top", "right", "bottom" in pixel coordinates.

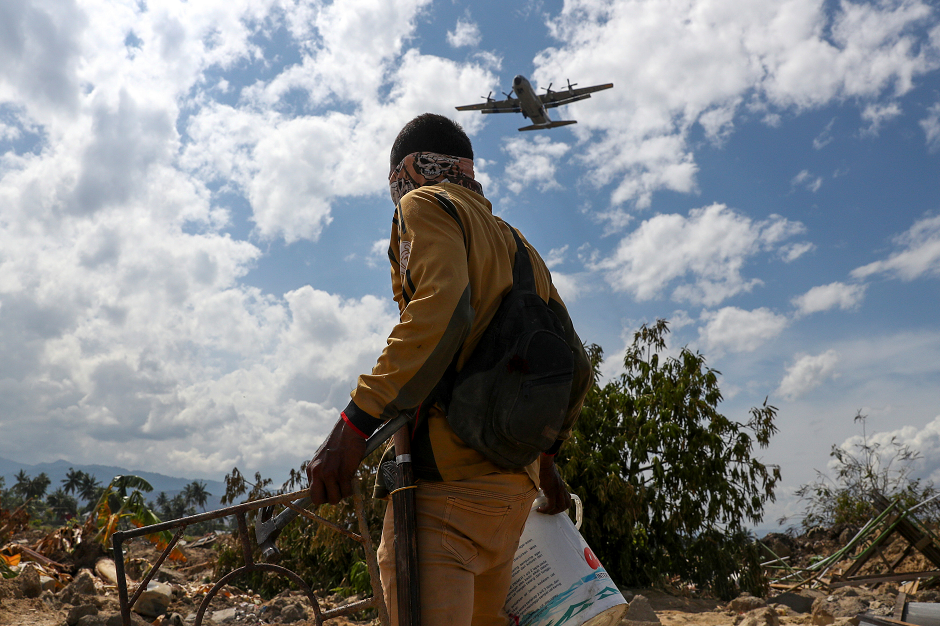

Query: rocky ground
[{"left": 0, "top": 524, "right": 936, "bottom": 626}]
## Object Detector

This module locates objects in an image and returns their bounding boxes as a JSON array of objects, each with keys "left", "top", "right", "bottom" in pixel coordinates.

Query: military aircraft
[{"left": 455, "top": 75, "right": 613, "bottom": 131}]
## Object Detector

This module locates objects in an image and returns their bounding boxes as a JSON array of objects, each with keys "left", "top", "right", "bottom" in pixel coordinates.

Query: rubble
[
  {"left": 0, "top": 495, "right": 938, "bottom": 626},
  {"left": 738, "top": 607, "right": 780, "bottom": 626}
]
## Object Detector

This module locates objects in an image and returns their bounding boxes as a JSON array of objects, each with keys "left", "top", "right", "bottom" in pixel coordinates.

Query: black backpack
[{"left": 439, "top": 226, "right": 574, "bottom": 469}]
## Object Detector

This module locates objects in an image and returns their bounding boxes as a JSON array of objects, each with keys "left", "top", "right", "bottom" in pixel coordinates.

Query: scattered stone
[
  {"left": 730, "top": 593, "right": 767, "bottom": 613},
  {"left": 622, "top": 594, "right": 660, "bottom": 625},
  {"left": 832, "top": 618, "right": 859, "bottom": 626},
  {"left": 166, "top": 613, "right": 186, "bottom": 626},
  {"left": 61, "top": 569, "right": 98, "bottom": 605},
  {"left": 153, "top": 567, "right": 186, "bottom": 585},
  {"left": 770, "top": 591, "right": 814, "bottom": 614},
  {"left": 811, "top": 594, "right": 869, "bottom": 626},
  {"left": 125, "top": 558, "right": 151, "bottom": 581},
  {"left": 739, "top": 607, "right": 780, "bottom": 626},
  {"left": 76, "top": 613, "right": 147, "bottom": 626},
  {"left": 17, "top": 563, "right": 42, "bottom": 598},
  {"left": 67, "top": 603, "right": 99, "bottom": 626},
  {"left": 918, "top": 589, "right": 940, "bottom": 602},
  {"left": 280, "top": 602, "right": 307, "bottom": 623},
  {"left": 95, "top": 558, "right": 121, "bottom": 585},
  {"left": 211, "top": 607, "right": 238, "bottom": 623},
  {"left": 134, "top": 580, "right": 173, "bottom": 618}
]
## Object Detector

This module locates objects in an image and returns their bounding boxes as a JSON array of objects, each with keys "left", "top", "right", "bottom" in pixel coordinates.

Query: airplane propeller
[
  {"left": 482, "top": 91, "right": 494, "bottom": 102},
  {"left": 566, "top": 79, "right": 578, "bottom": 91},
  {"left": 502, "top": 89, "right": 514, "bottom": 99},
  {"left": 542, "top": 82, "right": 554, "bottom": 94}
]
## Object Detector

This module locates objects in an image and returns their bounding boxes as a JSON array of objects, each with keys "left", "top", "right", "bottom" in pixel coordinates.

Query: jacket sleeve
[
  {"left": 546, "top": 283, "right": 591, "bottom": 452},
  {"left": 344, "top": 188, "right": 473, "bottom": 436}
]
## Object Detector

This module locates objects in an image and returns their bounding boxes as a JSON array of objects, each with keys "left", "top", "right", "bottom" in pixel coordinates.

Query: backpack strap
[{"left": 507, "top": 225, "right": 538, "bottom": 294}]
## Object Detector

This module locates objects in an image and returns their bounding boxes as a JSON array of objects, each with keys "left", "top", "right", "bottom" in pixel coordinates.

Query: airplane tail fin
[{"left": 518, "top": 120, "right": 577, "bottom": 131}]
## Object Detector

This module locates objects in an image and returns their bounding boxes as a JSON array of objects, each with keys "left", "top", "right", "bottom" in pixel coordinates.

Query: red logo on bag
[{"left": 584, "top": 547, "right": 600, "bottom": 570}]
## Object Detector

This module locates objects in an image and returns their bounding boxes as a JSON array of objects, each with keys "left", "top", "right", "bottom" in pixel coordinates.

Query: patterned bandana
[{"left": 389, "top": 151, "right": 483, "bottom": 206}]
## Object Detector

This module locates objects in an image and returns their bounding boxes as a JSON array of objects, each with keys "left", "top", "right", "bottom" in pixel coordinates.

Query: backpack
[{"left": 438, "top": 226, "right": 574, "bottom": 469}]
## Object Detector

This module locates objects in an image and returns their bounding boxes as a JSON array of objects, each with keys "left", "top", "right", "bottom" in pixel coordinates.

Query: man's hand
[
  {"left": 536, "top": 453, "right": 571, "bottom": 515},
  {"left": 306, "top": 417, "right": 367, "bottom": 505}
]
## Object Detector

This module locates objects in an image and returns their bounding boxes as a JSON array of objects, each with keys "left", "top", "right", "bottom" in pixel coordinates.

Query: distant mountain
[{"left": 0, "top": 456, "right": 226, "bottom": 511}]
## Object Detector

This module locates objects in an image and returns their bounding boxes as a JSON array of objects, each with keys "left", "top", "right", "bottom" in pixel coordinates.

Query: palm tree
[
  {"left": 26, "top": 473, "right": 51, "bottom": 501},
  {"left": 78, "top": 473, "right": 102, "bottom": 504},
  {"left": 46, "top": 488, "right": 78, "bottom": 522},
  {"left": 12, "top": 470, "right": 30, "bottom": 501},
  {"left": 62, "top": 468, "right": 84, "bottom": 496},
  {"left": 183, "top": 481, "right": 211, "bottom": 511}
]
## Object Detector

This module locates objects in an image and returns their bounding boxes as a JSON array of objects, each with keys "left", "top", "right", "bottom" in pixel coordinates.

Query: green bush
[
  {"left": 214, "top": 451, "right": 386, "bottom": 599},
  {"left": 557, "top": 321, "right": 779, "bottom": 599}
]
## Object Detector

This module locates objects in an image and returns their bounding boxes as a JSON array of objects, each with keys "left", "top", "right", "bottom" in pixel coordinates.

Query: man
[{"left": 306, "top": 113, "right": 591, "bottom": 625}]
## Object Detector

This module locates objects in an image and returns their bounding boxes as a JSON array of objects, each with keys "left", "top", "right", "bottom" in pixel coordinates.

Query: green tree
[
  {"left": 788, "top": 411, "right": 939, "bottom": 529},
  {"left": 78, "top": 473, "right": 103, "bottom": 507},
  {"left": 215, "top": 455, "right": 386, "bottom": 599},
  {"left": 62, "top": 468, "right": 84, "bottom": 496},
  {"left": 183, "top": 481, "right": 211, "bottom": 511},
  {"left": 557, "top": 321, "right": 780, "bottom": 598},
  {"left": 11, "top": 471, "right": 52, "bottom": 516},
  {"left": 46, "top": 488, "right": 78, "bottom": 524}
]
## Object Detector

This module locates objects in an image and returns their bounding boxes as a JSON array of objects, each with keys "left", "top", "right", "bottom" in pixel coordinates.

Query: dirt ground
[{"left": 1, "top": 523, "right": 934, "bottom": 626}]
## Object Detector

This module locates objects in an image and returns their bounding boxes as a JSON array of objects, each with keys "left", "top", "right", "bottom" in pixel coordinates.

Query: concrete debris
[
  {"left": 812, "top": 593, "right": 870, "bottom": 625},
  {"left": 730, "top": 593, "right": 768, "bottom": 613},
  {"left": 17, "top": 563, "right": 41, "bottom": 599},
  {"left": 76, "top": 611, "right": 150, "bottom": 626},
  {"left": 66, "top": 603, "right": 98, "bottom": 626},
  {"left": 738, "top": 607, "right": 781, "bottom": 626},
  {"left": 94, "top": 559, "right": 121, "bottom": 586},
  {"left": 622, "top": 594, "right": 661, "bottom": 624},
  {"left": 134, "top": 580, "right": 174, "bottom": 618},
  {"left": 770, "top": 591, "right": 817, "bottom": 614},
  {"left": 210, "top": 607, "right": 237, "bottom": 623},
  {"left": 279, "top": 602, "right": 307, "bottom": 623}
]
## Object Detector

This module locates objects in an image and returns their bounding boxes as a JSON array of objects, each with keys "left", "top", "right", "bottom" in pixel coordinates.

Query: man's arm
[
  {"left": 307, "top": 188, "right": 471, "bottom": 505},
  {"left": 306, "top": 416, "right": 367, "bottom": 505}
]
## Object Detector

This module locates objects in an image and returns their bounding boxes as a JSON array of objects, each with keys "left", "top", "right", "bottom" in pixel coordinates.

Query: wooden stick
[{"left": 392, "top": 425, "right": 420, "bottom": 626}]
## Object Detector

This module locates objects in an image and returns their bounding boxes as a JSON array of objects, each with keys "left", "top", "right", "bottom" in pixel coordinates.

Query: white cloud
[
  {"left": 0, "top": 0, "right": 501, "bottom": 479},
  {"left": 792, "top": 281, "right": 867, "bottom": 315},
  {"left": 447, "top": 17, "right": 481, "bottom": 48},
  {"left": 545, "top": 245, "right": 568, "bottom": 269},
  {"left": 776, "top": 350, "right": 840, "bottom": 400},
  {"left": 831, "top": 416, "right": 940, "bottom": 486},
  {"left": 860, "top": 101, "right": 902, "bottom": 136},
  {"left": 549, "top": 271, "right": 582, "bottom": 303},
  {"left": 852, "top": 214, "right": 940, "bottom": 281},
  {"left": 922, "top": 103, "right": 940, "bottom": 153},
  {"left": 698, "top": 306, "right": 789, "bottom": 354},
  {"left": 502, "top": 135, "right": 570, "bottom": 194},
  {"left": 813, "top": 118, "right": 835, "bottom": 149},
  {"left": 780, "top": 241, "right": 815, "bottom": 262},
  {"left": 791, "top": 169, "right": 823, "bottom": 193},
  {"left": 595, "top": 204, "right": 805, "bottom": 306},
  {"left": 532, "top": 0, "right": 940, "bottom": 209}
]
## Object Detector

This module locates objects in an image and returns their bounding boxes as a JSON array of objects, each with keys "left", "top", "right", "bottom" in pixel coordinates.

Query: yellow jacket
[{"left": 344, "top": 183, "right": 591, "bottom": 485}]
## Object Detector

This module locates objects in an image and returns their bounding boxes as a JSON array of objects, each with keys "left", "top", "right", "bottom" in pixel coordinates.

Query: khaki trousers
[{"left": 376, "top": 472, "right": 538, "bottom": 626}]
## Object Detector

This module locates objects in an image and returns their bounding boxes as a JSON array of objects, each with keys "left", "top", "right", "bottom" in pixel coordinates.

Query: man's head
[{"left": 390, "top": 113, "right": 473, "bottom": 171}]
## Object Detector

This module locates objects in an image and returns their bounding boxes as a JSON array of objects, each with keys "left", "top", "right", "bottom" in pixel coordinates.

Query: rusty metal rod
[
  {"left": 284, "top": 501, "right": 362, "bottom": 543},
  {"left": 127, "top": 527, "right": 186, "bottom": 611}
]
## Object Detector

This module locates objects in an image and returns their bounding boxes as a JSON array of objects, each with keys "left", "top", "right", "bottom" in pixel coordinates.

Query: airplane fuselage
[{"left": 512, "top": 75, "right": 551, "bottom": 125}]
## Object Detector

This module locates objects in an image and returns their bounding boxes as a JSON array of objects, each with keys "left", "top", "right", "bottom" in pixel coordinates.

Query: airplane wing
[
  {"left": 455, "top": 97, "right": 522, "bottom": 114},
  {"left": 540, "top": 83, "right": 613, "bottom": 109}
]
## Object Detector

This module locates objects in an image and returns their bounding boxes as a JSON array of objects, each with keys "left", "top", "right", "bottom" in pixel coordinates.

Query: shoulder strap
[{"left": 506, "top": 224, "right": 537, "bottom": 294}]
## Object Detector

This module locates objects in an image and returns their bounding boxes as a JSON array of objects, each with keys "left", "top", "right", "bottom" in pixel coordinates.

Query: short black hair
[{"left": 390, "top": 113, "right": 473, "bottom": 170}]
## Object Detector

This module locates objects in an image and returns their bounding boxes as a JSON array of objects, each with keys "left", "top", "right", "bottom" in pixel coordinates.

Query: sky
[{"left": 1, "top": 0, "right": 939, "bottom": 531}]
